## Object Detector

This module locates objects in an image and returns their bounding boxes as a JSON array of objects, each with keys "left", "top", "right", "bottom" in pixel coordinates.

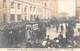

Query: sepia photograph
[{"left": 0, "top": 0, "right": 80, "bottom": 50}]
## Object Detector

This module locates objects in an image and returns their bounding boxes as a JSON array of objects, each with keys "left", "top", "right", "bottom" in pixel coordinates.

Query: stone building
[
  {"left": 76, "top": 0, "right": 80, "bottom": 18},
  {"left": 0, "top": 0, "right": 58, "bottom": 23}
]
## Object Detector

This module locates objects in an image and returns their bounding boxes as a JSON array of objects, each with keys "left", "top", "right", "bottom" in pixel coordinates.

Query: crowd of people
[{"left": 0, "top": 17, "right": 80, "bottom": 48}]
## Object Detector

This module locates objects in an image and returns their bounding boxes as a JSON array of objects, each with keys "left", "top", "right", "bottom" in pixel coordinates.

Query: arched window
[
  {"left": 17, "top": 15, "right": 21, "bottom": 21},
  {"left": 30, "top": 6, "right": 32, "bottom": 11},
  {"left": 11, "top": 2, "right": 14, "bottom": 8},
  {"left": 10, "top": 14, "right": 15, "bottom": 22},
  {"left": 3, "top": 0, "right": 6, "bottom": 2},
  {"left": 24, "top": 6, "right": 27, "bottom": 12},
  {"left": 33, "top": 7, "right": 36, "bottom": 12},
  {"left": 3, "top": 0, "right": 6, "bottom": 8},
  {"left": 17, "top": 3, "right": 21, "bottom": 9},
  {"left": 3, "top": 14, "right": 6, "bottom": 23}
]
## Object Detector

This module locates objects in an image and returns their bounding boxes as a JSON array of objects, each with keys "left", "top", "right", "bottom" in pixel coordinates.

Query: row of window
[
  {"left": 11, "top": 2, "right": 21, "bottom": 9},
  {"left": 2, "top": 13, "right": 40, "bottom": 23},
  {"left": 2, "top": 0, "right": 44, "bottom": 14},
  {"left": 10, "top": 14, "right": 39, "bottom": 22},
  {"left": 11, "top": 1, "right": 36, "bottom": 12},
  {"left": 10, "top": 14, "right": 21, "bottom": 22}
]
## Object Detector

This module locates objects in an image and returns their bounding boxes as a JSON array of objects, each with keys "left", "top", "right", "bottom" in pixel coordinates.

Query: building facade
[
  {"left": 0, "top": 0, "right": 58, "bottom": 23},
  {"left": 0, "top": 0, "right": 8, "bottom": 24},
  {"left": 0, "top": 0, "right": 3, "bottom": 24},
  {"left": 0, "top": 0, "right": 10, "bottom": 24},
  {"left": 76, "top": 0, "right": 80, "bottom": 18}
]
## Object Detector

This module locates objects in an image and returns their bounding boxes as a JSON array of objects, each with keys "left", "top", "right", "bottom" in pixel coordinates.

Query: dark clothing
[
  {"left": 56, "top": 24, "right": 59, "bottom": 32},
  {"left": 59, "top": 38, "right": 67, "bottom": 48}
]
